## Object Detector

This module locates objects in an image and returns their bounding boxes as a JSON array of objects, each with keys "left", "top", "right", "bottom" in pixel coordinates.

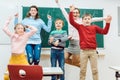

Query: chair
[{"left": 8, "top": 65, "right": 43, "bottom": 80}]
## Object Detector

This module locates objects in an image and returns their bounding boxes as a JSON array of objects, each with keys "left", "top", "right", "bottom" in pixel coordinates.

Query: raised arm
[
  {"left": 14, "top": 13, "right": 27, "bottom": 26},
  {"left": 3, "top": 16, "right": 13, "bottom": 37},
  {"left": 69, "top": 5, "right": 81, "bottom": 30},
  {"left": 14, "top": 13, "right": 19, "bottom": 25},
  {"left": 92, "top": 17, "right": 105, "bottom": 22},
  {"left": 41, "top": 15, "right": 52, "bottom": 32},
  {"left": 55, "top": 0, "right": 69, "bottom": 22},
  {"left": 96, "top": 15, "right": 112, "bottom": 34},
  {"left": 105, "top": 15, "right": 112, "bottom": 23}
]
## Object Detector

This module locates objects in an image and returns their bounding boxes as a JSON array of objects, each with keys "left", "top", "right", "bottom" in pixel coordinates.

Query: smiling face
[
  {"left": 55, "top": 19, "right": 64, "bottom": 30},
  {"left": 14, "top": 24, "right": 25, "bottom": 35},
  {"left": 73, "top": 8, "right": 80, "bottom": 20}
]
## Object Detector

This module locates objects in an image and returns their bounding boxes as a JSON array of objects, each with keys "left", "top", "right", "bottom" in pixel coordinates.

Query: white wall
[{"left": 0, "top": 0, "right": 120, "bottom": 80}]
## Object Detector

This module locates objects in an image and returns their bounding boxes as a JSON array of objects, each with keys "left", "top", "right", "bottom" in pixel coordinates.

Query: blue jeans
[
  {"left": 25, "top": 44, "right": 41, "bottom": 65},
  {"left": 50, "top": 48, "right": 65, "bottom": 80}
]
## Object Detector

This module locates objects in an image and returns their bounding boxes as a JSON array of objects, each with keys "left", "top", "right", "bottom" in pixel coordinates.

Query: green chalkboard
[{"left": 22, "top": 7, "right": 104, "bottom": 48}]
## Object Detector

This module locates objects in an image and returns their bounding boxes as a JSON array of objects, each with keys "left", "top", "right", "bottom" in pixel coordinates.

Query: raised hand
[
  {"left": 55, "top": 0, "right": 58, "bottom": 3},
  {"left": 54, "top": 40, "right": 59, "bottom": 46},
  {"left": 105, "top": 15, "right": 112, "bottom": 23},
  {"left": 70, "top": 5, "right": 75, "bottom": 12},
  {"left": 14, "top": 13, "right": 19, "bottom": 18},
  {"left": 68, "top": 35, "right": 72, "bottom": 40},
  {"left": 49, "top": 37, "right": 54, "bottom": 43},
  {"left": 6, "top": 16, "right": 12, "bottom": 25},
  {"left": 47, "top": 14, "right": 52, "bottom": 20}
]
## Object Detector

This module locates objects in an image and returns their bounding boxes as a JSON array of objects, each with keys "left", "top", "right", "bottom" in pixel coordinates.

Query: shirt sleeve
[
  {"left": 57, "top": 2, "right": 69, "bottom": 22},
  {"left": 96, "top": 23, "right": 110, "bottom": 34},
  {"left": 26, "top": 26, "right": 37, "bottom": 37},
  {"left": 14, "top": 17, "right": 27, "bottom": 26},
  {"left": 41, "top": 19, "right": 52, "bottom": 32},
  {"left": 3, "top": 25, "right": 13, "bottom": 37},
  {"left": 14, "top": 17, "right": 18, "bottom": 25},
  {"left": 69, "top": 12, "right": 81, "bottom": 30},
  {"left": 92, "top": 17, "right": 104, "bottom": 22},
  {"left": 58, "top": 31, "right": 68, "bottom": 42},
  {"left": 48, "top": 33, "right": 55, "bottom": 46}
]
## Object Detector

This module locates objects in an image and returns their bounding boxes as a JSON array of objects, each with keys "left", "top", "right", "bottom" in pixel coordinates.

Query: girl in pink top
[{"left": 3, "top": 16, "right": 37, "bottom": 80}]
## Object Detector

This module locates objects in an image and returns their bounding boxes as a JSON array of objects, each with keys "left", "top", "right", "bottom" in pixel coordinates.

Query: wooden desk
[{"left": 109, "top": 66, "right": 120, "bottom": 80}]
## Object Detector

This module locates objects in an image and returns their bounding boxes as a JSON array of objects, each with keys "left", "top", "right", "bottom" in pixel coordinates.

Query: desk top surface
[
  {"left": 43, "top": 67, "right": 63, "bottom": 75},
  {"left": 109, "top": 66, "right": 120, "bottom": 71}
]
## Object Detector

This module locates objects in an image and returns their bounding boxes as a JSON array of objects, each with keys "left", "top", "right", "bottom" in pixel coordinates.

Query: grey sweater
[{"left": 49, "top": 30, "right": 68, "bottom": 48}]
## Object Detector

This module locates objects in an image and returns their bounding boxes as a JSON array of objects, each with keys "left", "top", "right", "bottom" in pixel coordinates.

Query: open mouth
[
  {"left": 74, "top": 16, "right": 77, "bottom": 18},
  {"left": 86, "top": 22, "right": 89, "bottom": 24},
  {"left": 57, "top": 26, "right": 60, "bottom": 27}
]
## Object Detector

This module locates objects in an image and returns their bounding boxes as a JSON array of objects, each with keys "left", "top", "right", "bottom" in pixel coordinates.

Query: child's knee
[
  {"left": 65, "top": 58, "right": 72, "bottom": 65},
  {"left": 72, "top": 58, "right": 80, "bottom": 67},
  {"left": 4, "top": 74, "right": 9, "bottom": 80}
]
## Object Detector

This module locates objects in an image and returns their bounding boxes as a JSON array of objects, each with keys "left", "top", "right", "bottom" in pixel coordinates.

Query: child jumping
[
  {"left": 69, "top": 5, "right": 112, "bottom": 80},
  {"left": 55, "top": 0, "right": 106, "bottom": 68},
  {"left": 3, "top": 16, "right": 37, "bottom": 80}
]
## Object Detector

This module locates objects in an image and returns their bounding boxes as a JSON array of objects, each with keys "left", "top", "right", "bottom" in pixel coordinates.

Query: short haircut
[
  {"left": 82, "top": 13, "right": 92, "bottom": 19},
  {"left": 54, "top": 18, "right": 64, "bottom": 26}
]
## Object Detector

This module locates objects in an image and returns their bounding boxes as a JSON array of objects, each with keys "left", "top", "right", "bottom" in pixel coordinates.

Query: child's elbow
[
  {"left": 102, "top": 31, "right": 109, "bottom": 35},
  {"left": 104, "top": 32, "right": 109, "bottom": 35}
]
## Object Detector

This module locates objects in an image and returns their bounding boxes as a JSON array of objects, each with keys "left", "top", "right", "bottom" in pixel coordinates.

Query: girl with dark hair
[{"left": 14, "top": 5, "right": 52, "bottom": 65}]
